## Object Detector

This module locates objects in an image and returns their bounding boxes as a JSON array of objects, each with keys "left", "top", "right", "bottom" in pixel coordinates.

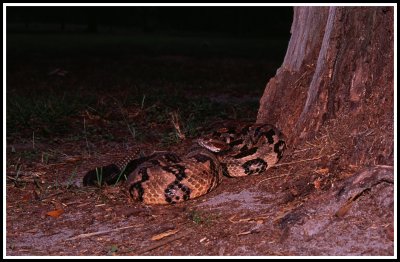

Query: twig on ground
[
  {"left": 273, "top": 155, "right": 323, "bottom": 167},
  {"left": 66, "top": 225, "right": 136, "bottom": 241},
  {"left": 257, "top": 173, "right": 290, "bottom": 186},
  {"left": 134, "top": 229, "right": 192, "bottom": 255},
  {"left": 374, "top": 165, "right": 394, "bottom": 169},
  {"left": 170, "top": 111, "right": 186, "bottom": 140},
  {"left": 292, "top": 148, "right": 314, "bottom": 154},
  {"left": 83, "top": 117, "right": 91, "bottom": 156}
]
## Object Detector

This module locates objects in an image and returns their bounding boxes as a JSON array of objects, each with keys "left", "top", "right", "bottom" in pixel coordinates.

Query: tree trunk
[{"left": 257, "top": 6, "right": 394, "bottom": 167}]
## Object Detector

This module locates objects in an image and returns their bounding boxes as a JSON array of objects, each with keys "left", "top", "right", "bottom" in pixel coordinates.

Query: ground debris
[
  {"left": 66, "top": 225, "right": 137, "bottom": 241},
  {"left": 151, "top": 229, "right": 180, "bottom": 241}
]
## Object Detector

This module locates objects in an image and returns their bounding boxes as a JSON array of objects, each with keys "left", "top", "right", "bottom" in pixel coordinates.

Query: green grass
[
  {"left": 188, "top": 209, "right": 218, "bottom": 225},
  {"left": 107, "top": 245, "right": 119, "bottom": 256},
  {"left": 6, "top": 92, "right": 97, "bottom": 135},
  {"left": 11, "top": 163, "right": 23, "bottom": 187},
  {"left": 95, "top": 167, "right": 104, "bottom": 187},
  {"left": 6, "top": 87, "right": 259, "bottom": 143},
  {"left": 6, "top": 32, "right": 284, "bottom": 145},
  {"left": 66, "top": 167, "right": 78, "bottom": 189}
]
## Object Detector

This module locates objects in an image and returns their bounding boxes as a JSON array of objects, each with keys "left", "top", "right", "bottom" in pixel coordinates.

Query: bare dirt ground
[
  {"left": 5, "top": 34, "right": 394, "bottom": 256},
  {"left": 5, "top": 128, "right": 394, "bottom": 256}
]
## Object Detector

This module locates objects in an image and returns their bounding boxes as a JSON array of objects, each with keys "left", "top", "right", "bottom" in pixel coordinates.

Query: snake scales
[{"left": 83, "top": 122, "right": 286, "bottom": 205}]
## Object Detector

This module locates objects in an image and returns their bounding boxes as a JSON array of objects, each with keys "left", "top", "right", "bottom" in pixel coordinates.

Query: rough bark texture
[
  {"left": 255, "top": 6, "right": 394, "bottom": 256},
  {"left": 257, "top": 6, "right": 394, "bottom": 167}
]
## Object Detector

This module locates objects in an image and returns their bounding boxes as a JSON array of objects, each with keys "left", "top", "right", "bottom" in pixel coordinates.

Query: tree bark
[{"left": 257, "top": 6, "right": 394, "bottom": 167}]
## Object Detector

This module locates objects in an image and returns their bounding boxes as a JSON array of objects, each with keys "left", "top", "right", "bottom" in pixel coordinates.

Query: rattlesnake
[{"left": 83, "top": 122, "right": 286, "bottom": 205}]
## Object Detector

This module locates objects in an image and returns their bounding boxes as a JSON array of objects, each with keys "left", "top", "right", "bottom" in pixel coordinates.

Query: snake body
[{"left": 83, "top": 122, "right": 286, "bottom": 205}]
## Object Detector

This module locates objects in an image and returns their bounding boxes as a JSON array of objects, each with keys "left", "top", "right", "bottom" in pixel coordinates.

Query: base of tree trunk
[{"left": 257, "top": 6, "right": 394, "bottom": 168}]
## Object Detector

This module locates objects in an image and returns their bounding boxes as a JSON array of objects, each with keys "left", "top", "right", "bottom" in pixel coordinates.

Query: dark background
[
  {"left": 7, "top": 6, "right": 292, "bottom": 37},
  {"left": 6, "top": 6, "right": 294, "bottom": 138}
]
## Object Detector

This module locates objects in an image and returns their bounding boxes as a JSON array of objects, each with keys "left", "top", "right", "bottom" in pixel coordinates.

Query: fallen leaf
[
  {"left": 151, "top": 229, "right": 179, "bottom": 241},
  {"left": 65, "top": 156, "right": 83, "bottom": 163},
  {"left": 314, "top": 178, "right": 321, "bottom": 189},
  {"left": 46, "top": 209, "right": 64, "bottom": 218},
  {"left": 315, "top": 168, "right": 329, "bottom": 175},
  {"left": 335, "top": 192, "right": 363, "bottom": 217},
  {"left": 335, "top": 203, "right": 352, "bottom": 217},
  {"left": 22, "top": 193, "right": 32, "bottom": 201}
]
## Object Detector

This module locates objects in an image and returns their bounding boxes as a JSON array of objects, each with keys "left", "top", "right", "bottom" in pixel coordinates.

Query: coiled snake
[{"left": 83, "top": 122, "right": 286, "bottom": 205}]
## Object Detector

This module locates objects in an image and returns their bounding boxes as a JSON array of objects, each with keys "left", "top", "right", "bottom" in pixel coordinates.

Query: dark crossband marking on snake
[{"left": 83, "top": 122, "right": 286, "bottom": 205}]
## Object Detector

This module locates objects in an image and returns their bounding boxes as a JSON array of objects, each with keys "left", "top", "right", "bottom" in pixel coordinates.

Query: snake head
[{"left": 196, "top": 138, "right": 230, "bottom": 153}]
